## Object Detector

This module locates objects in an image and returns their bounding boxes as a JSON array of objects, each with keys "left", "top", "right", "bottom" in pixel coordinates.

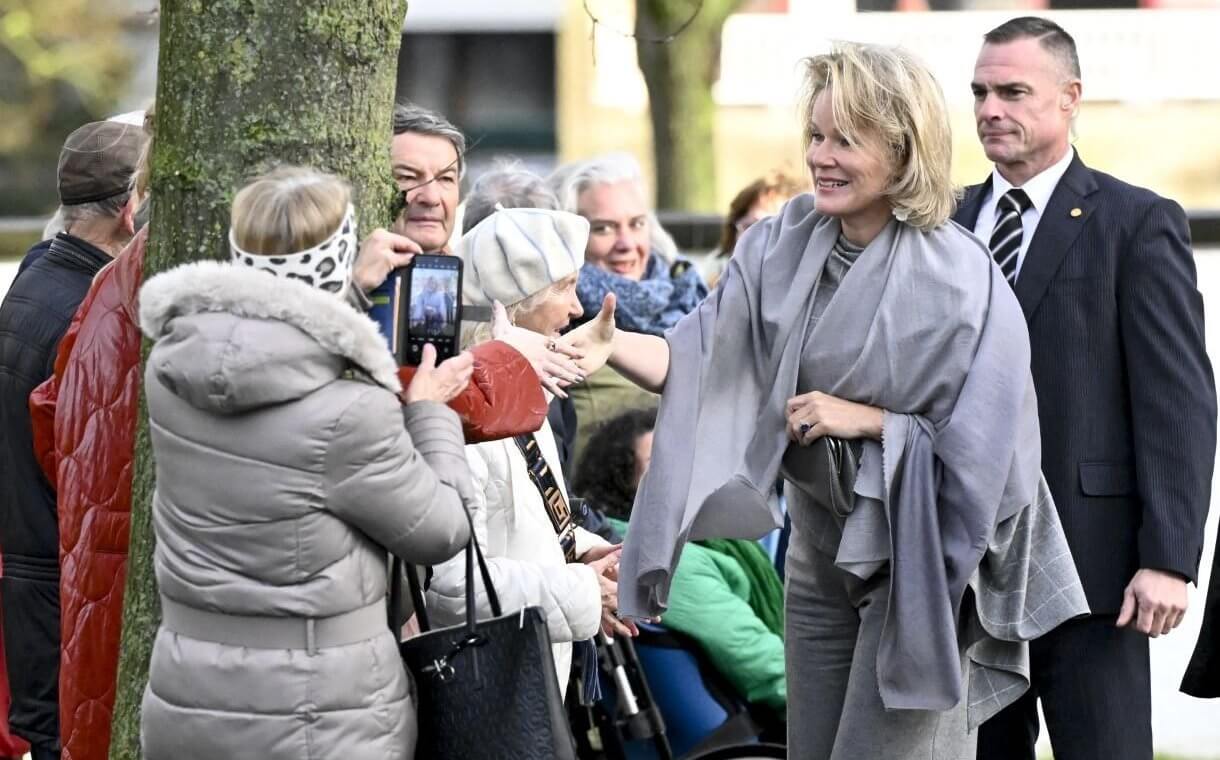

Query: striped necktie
[{"left": 989, "top": 188, "right": 1033, "bottom": 285}]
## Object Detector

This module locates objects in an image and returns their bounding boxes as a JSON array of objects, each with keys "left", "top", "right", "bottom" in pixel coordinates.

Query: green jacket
[{"left": 609, "top": 519, "right": 786, "bottom": 712}]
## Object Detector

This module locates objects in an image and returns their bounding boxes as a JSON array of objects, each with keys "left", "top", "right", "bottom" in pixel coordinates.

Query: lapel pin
[{"left": 1070, "top": 208, "right": 1083, "bottom": 218}]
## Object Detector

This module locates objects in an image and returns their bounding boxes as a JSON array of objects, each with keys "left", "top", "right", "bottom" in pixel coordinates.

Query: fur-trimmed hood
[{"left": 139, "top": 261, "right": 400, "bottom": 414}]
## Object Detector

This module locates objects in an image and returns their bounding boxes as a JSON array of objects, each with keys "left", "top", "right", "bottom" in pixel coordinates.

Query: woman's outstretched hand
[
  {"left": 558, "top": 293, "right": 617, "bottom": 378},
  {"left": 785, "top": 390, "right": 884, "bottom": 444},
  {"left": 490, "top": 301, "right": 585, "bottom": 398}
]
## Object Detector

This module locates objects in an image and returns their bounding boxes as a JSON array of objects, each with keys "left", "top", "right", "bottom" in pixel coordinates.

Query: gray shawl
[{"left": 619, "top": 194, "right": 1088, "bottom": 726}]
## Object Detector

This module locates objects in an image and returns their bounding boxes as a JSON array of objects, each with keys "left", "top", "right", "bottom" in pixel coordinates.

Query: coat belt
[{"left": 159, "top": 596, "right": 387, "bottom": 655}]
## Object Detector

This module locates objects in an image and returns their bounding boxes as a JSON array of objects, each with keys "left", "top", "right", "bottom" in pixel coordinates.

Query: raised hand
[
  {"left": 558, "top": 292, "right": 616, "bottom": 377},
  {"left": 490, "top": 301, "right": 585, "bottom": 398}
]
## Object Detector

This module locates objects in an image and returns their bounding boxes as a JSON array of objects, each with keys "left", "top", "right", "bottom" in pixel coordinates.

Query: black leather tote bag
[{"left": 391, "top": 515, "right": 577, "bottom": 760}]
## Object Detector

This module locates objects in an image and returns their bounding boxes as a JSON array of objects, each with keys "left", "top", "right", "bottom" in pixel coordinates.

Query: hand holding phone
[
  {"left": 403, "top": 254, "right": 463, "bottom": 365},
  {"left": 403, "top": 345, "right": 474, "bottom": 405}
]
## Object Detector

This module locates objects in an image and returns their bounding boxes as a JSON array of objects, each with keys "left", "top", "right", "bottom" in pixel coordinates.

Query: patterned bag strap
[{"left": 512, "top": 434, "right": 578, "bottom": 563}]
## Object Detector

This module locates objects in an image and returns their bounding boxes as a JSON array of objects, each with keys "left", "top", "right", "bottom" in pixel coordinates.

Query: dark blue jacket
[
  {"left": 17, "top": 238, "right": 53, "bottom": 276},
  {"left": 0, "top": 232, "right": 109, "bottom": 746},
  {"left": 954, "top": 152, "right": 1216, "bottom": 614}
]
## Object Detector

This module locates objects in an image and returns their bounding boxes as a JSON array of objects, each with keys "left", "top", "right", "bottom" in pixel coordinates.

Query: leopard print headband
[{"left": 229, "top": 204, "right": 357, "bottom": 295}]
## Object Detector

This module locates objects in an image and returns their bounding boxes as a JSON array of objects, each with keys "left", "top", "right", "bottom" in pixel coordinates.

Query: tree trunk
[
  {"left": 635, "top": 0, "right": 741, "bottom": 212},
  {"left": 108, "top": 2, "right": 407, "bottom": 757}
]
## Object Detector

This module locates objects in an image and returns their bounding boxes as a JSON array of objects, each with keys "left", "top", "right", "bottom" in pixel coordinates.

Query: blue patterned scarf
[{"left": 574, "top": 254, "right": 708, "bottom": 336}]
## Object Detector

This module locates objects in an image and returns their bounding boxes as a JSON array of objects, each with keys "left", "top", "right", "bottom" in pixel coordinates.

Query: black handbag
[
  {"left": 390, "top": 518, "right": 577, "bottom": 760},
  {"left": 783, "top": 435, "right": 860, "bottom": 517},
  {"left": 814, "top": 436, "right": 859, "bottom": 518}
]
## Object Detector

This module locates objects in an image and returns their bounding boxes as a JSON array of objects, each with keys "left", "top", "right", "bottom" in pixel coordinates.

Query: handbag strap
[
  {"left": 512, "top": 434, "right": 577, "bottom": 563},
  {"left": 390, "top": 492, "right": 503, "bottom": 638}
]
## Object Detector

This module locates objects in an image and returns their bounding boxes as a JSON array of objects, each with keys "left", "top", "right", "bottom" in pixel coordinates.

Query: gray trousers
[{"left": 784, "top": 542, "right": 976, "bottom": 759}]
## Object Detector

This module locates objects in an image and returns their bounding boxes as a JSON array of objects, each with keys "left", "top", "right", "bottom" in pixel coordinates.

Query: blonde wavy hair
[
  {"left": 231, "top": 166, "right": 351, "bottom": 255},
  {"left": 800, "top": 42, "right": 956, "bottom": 231},
  {"left": 130, "top": 102, "right": 155, "bottom": 201}
]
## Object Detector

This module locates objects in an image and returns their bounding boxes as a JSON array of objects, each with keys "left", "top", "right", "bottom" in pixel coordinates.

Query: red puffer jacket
[
  {"left": 28, "top": 229, "right": 147, "bottom": 760},
  {"left": 27, "top": 231, "right": 547, "bottom": 760},
  {"left": 398, "top": 339, "right": 548, "bottom": 443}
]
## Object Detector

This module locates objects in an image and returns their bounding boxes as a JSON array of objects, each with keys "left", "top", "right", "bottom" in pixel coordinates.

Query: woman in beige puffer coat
[{"left": 137, "top": 167, "right": 474, "bottom": 760}]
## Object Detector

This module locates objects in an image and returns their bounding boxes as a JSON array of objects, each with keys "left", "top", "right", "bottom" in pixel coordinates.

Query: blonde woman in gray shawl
[{"left": 562, "top": 43, "right": 1090, "bottom": 759}]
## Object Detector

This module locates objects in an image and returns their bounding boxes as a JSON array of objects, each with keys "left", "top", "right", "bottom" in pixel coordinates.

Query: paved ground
[{"left": 3, "top": 253, "right": 1220, "bottom": 757}]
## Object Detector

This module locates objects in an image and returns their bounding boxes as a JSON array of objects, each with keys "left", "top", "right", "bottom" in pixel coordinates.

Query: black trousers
[
  {"left": 977, "top": 614, "right": 1151, "bottom": 760},
  {"left": 0, "top": 573, "right": 60, "bottom": 749},
  {"left": 30, "top": 745, "right": 62, "bottom": 760}
]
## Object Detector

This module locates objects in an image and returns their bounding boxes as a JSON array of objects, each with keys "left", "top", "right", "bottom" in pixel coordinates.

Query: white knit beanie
[{"left": 460, "top": 207, "right": 588, "bottom": 308}]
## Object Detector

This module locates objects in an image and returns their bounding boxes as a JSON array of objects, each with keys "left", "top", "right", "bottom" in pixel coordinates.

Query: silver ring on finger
[{"left": 799, "top": 422, "right": 812, "bottom": 436}]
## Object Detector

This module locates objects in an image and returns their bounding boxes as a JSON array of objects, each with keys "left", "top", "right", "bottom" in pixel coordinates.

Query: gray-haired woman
[
  {"left": 564, "top": 43, "right": 1090, "bottom": 759},
  {"left": 427, "top": 207, "right": 638, "bottom": 693}
]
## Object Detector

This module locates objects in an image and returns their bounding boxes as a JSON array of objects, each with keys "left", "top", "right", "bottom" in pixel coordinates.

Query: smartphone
[{"left": 402, "top": 254, "right": 463, "bottom": 365}]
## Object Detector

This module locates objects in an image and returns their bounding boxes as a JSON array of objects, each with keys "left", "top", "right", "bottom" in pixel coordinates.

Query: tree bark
[
  {"left": 635, "top": 0, "right": 741, "bottom": 212},
  {"left": 108, "top": 2, "right": 406, "bottom": 757}
]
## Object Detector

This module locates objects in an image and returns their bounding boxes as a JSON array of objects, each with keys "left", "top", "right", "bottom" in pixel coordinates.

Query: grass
[{"left": 0, "top": 227, "right": 40, "bottom": 262}]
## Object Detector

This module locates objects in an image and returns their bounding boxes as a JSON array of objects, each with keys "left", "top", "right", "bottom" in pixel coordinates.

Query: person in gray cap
[{"left": 0, "top": 119, "right": 146, "bottom": 760}]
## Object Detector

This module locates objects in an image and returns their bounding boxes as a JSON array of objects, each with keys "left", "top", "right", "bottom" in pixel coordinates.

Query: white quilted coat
[{"left": 426, "top": 419, "right": 606, "bottom": 685}]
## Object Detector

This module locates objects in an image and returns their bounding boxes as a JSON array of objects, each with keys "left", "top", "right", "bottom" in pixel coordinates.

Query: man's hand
[
  {"left": 1116, "top": 568, "right": 1189, "bottom": 637},
  {"left": 490, "top": 301, "right": 585, "bottom": 398},
  {"left": 557, "top": 293, "right": 616, "bottom": 377},
  {"left": 353, "top": 228, "right": 422, "bottom": 292}
]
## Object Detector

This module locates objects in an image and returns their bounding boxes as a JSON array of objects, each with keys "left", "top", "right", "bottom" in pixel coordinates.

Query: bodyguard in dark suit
[{"left": 957, "top": 18, "right": 1216, "bottom": 760}]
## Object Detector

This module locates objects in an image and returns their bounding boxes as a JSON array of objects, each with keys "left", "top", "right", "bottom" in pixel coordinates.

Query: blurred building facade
[
  {"left": 558, "top": 0, "right": 1220, "bottom": 210},
  {"left": 4, "top": 0, "right": 1219, "bottom": 216}
]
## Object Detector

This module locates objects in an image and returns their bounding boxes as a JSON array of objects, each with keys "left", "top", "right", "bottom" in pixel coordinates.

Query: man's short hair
[
  {"left": 391, "top": 101, "right": 467, "bottom": 178},
  {"left": 984, "top": 16, "right": 1081, "bottom": 81},
  {"left": 462, "top": 161, "right": 560, "bottom": 233}
]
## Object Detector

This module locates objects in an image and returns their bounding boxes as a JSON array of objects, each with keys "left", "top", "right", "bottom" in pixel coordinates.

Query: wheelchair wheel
[{"left": 683, "top": 742, "right": 786, "bottom": 759}]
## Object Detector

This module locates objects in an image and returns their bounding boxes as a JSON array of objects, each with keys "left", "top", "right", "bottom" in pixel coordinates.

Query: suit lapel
[
  {"left": 954, "top": 180, "right": 990, "bottom": 231},
  {"left": 1013, "top": 153, "right": 1098, "bottom": 321}
]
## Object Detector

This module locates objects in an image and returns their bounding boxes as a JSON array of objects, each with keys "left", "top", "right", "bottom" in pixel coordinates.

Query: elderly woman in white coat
[
  {"left": 426, "top": 207, "right": 637, "bottom": 689},
  {"left": 137, "top": 167, "right": 474, "bottom": 760}
]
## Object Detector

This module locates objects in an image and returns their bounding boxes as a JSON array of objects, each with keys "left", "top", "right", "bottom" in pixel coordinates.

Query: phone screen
[{"left": 407, "top": 258, "right": 460, "bottom": 341}]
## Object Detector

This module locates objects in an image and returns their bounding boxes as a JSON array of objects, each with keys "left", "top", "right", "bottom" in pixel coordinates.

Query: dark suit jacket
[
  {"left": 954, "top": 152, "right": 1216, "bottom": 613},
  {"left": 1182, "top": 534, "right": 1220, "bottom": 697}
]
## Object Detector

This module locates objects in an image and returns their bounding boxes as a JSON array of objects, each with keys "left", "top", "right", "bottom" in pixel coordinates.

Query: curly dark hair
[{"left": 571, "top": 407, "right": 657, "bottom": 522}]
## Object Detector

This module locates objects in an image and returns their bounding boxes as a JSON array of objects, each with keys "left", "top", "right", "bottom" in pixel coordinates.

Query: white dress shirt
[{"left": 973, "top": 147, "right": 1075, "bottom": 280}]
